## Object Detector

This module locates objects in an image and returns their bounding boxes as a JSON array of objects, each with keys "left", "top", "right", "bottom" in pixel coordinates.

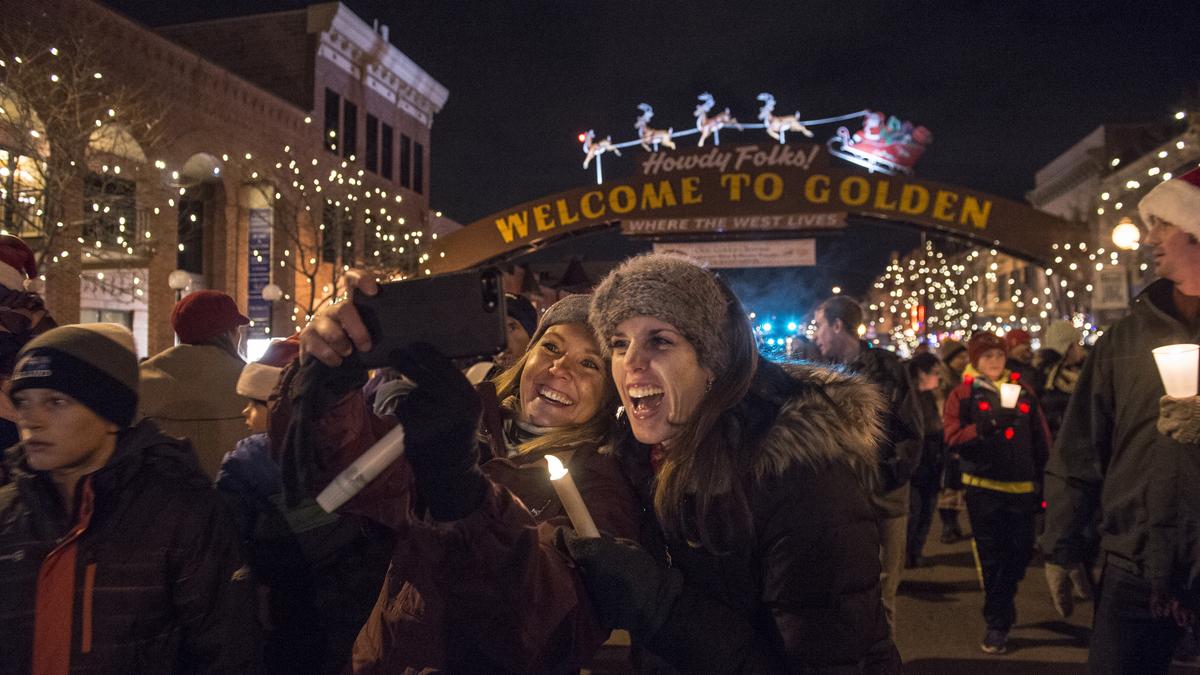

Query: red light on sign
[
  {"left": 1004, "top": 427, "right": 1015, "bottom": 440},
  {"left": 1011, "top": 372, "right": 1021, "bottom": 382},
  {"left": 1019, "top": 402, "right": 1031, "bottom": 414},
  {"left": 978, "top": 401, "right": 990, "bottom": 412}
]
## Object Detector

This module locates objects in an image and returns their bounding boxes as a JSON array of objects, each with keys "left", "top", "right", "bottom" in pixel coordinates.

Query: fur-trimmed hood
[{"left": 754, "top": 363, "right": 885, "bottom": 490}]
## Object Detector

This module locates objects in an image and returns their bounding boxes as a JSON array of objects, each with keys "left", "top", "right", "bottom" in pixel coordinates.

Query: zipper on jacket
[{"left": 82, "top": 562, "right": 96, "bottom": 654}]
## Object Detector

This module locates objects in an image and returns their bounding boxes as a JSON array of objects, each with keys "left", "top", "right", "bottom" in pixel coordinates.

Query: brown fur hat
[{"left": 589, "top": 253, "right": 731, "bottom": 377}]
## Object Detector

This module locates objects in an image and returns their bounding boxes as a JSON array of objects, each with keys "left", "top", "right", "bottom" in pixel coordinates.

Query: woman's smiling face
[
  {"left": 518, "top": 323, "right": 608, "bottom": 428},
  {"left": 609, "top": 315, "right": 712, "bottom": 448}
]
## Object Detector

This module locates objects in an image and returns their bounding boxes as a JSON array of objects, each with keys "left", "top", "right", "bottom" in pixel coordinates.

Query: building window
[
  {"left": 381, "top": 124, "right": 394, "bottom": 180},
  {"left": 365, "top": 114, "right": 379, "bottom": 174},
  {"left": 324, "top": 88, "right": 340, "bottom": 153},
  {"left": 82, "top": 173, "right": 136, "bottom": 247},
  {"left": 399, "top": 134, "right": 411, "bottom": 188},
  {"left": 177, "top": 184, "right": 208, "bottom": 274},
  {"left": 80, "top": 308, "right": 133, "bottom": 328},
  {"left": 413, "top": 142, "right": 424, "bottom": 195},
  {"left": 342, "top": 100, "right": 358, "bottom": 160},
  {"left": 0, "top": 147, "right": 44, "bottom": 237}
]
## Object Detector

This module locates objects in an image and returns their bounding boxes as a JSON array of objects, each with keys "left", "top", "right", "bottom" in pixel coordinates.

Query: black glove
[
  {"left": 558, "top": 528, "right": 683, "bottom": 640},
  {"left": 388, "top": 343, "right": 486, "bottom": 520},
  {"left": 282, "top": 356, "right": 369, "bottom": 507},
  {"left": 976, "top": 406, "right": 1019, "bottom": 437}
]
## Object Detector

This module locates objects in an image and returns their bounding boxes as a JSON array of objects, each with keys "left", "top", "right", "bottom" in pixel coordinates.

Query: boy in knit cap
[
  {"left": 0, "top": 324, "right": 259, "bottom": 674},
  {"left": 944, "top": 332, "right": 1052, "bottom": 654}
]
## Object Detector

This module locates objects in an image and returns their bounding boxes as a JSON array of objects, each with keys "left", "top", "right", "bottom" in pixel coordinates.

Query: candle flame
[{"left": 546, "top": 454, "right": 568, "bottom": 480}]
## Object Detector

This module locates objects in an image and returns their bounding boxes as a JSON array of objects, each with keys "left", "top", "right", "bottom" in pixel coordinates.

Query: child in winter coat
[
  {"left": 0, "top": 324, "right": 259, "bottom": 674},
  {"left": 944, "top": 332, "right": 1052, "bottom": 655}
]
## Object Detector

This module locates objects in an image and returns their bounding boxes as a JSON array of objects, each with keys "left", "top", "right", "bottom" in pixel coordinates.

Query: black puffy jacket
[{"left": 0, "top": 420, "right": 260, "bottom": 674}]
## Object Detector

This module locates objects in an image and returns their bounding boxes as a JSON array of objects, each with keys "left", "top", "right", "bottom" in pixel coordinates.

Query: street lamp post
[
  {"left": 167, "top": 269, "right": 191, "bottom": 303},
  {"left": 1111, "top": 216, "right": 1142, "bottom": 305},
  {"left": 261, "top": 282, "right": 283, "bottom": 337}
]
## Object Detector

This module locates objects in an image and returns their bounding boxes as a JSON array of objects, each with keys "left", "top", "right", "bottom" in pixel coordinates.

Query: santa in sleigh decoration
[{"left": 826, "top": 111, "right": 932, "bottom": 176}]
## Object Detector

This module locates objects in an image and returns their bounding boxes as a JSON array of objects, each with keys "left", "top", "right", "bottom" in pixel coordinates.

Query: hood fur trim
[{"left": 755, "top": 363, "right": 885, "bottom": 490}]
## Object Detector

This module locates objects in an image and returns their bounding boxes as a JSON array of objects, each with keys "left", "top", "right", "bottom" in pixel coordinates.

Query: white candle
[
  {"left": 546, "top": 454, "right": 600, "bottom": 538},
  {"left": 317, "top": 423, "right": 406, "bottom": 513},
  {"left": 1153, "top": 344, "right": 1200, "bottom": 398},
  {"left": 1000, "top": 383, "right": 1021, "bottom": 408}
]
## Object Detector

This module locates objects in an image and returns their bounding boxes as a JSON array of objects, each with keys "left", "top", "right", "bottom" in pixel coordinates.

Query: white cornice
[{"left": 307, "top": 3, "right": 449, "bottom": 128}]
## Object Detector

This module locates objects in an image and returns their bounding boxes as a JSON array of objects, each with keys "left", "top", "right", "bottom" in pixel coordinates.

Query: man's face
[
  {"left": 503, "top": 318, "right": 532, "bottom": 362},
  {"left": 1010, "top": 343, "right": 1033, "bottom": 364},
  {"left": 1145, "top": 217, "right": 1200, "bottom": 286},
  {"left": 813, "top": 309, "right": 840, "bottom": 358},
  {"left": 14, "top": 388, "right": 118, "bottom": 474}
]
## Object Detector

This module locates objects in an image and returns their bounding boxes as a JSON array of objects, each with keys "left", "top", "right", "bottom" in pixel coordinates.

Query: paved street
[{"left": 898, "top": 525, "right": 1199, "bottom": 674}]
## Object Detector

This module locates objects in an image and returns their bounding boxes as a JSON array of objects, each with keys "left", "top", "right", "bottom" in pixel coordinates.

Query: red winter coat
[{"left": 271, "top": 367, "right": 639, "bottom": 673}]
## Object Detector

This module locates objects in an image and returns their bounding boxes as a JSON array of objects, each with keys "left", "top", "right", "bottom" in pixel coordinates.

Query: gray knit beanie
[
  {"left": 10, "top": 323, "right": 139, "bottom": 427},
  {"left": 529, "top": 294, "right": 593, "bottom": 347},
  {"left": 589, "top": 253, "right": 731, "bottom": 377},
  {"left": 1042, "top": 320, "right": 1081, "bottom": 356}
]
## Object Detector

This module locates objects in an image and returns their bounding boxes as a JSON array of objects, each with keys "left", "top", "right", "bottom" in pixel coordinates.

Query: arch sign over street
[{"left": 424, "top": 143, "right": 1081, "bottom": 275}]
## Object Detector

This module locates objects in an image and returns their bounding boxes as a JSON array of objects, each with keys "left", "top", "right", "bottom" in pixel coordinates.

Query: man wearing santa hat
[
  {"left": 0, "top": 235, "right": 56, "bottom": 457},
  {"left": 1042, "top": 167, "right": 1200, "bottom": 673}
]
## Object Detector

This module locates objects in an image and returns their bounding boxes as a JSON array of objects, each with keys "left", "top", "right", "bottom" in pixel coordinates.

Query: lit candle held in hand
[
  {"left": 546, "top": 454, "right": 600, "bottom": 538},
  {"left": 999, "top": 383, "right": 1021, "bottom": 408},
  {"left": 1153, "top": 344, "right": 1199, "bottom": 398}
]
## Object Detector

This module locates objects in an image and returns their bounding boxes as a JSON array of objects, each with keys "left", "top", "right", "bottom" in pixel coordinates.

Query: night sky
[{"left": 103, "top": 0, "right": 1200, "bottom": 316}]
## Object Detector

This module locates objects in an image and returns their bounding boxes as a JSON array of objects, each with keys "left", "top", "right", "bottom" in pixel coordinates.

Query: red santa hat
[
  {"left": 0, "top": 235, "right": 41, "bottom": 292},
  {"left": 235, "top": 336, "right": 300, "bottom": 402},
  {"left": 1139, "top": 166, "right": 1200, "bottom": 238}
]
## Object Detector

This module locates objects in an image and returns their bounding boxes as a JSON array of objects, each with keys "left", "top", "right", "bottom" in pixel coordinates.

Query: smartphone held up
[{"left": 352, "top": 267, "right": 508, "bottom": 367}]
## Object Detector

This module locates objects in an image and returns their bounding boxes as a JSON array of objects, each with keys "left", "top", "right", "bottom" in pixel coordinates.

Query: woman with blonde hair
[{"left": 287, "top": 282, "right": 638, "bottom": 673}]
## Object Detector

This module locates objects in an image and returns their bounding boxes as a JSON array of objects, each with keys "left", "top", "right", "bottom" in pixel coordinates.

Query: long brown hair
[
  {"left": 651, "top": 278, "right": 764, "bottom": 553},
  {"left": 489, "top": 324, "right": 618, "bottom": 457}
]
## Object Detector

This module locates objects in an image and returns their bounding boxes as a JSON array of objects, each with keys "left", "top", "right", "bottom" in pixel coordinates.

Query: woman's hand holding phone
[{"left": 300, "top": 270, "right": 378, "bottom": 366}]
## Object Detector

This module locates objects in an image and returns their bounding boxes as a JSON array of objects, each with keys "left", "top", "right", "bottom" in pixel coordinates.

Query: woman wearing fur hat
[
  {"left": 944, "top": 332, "right": 1052, "bottom": 655},
  {"left": 0, "top": 324, "right": 259, "bottom": 674},
  {"left": 289, "top": 282, "right": 639, "bottom": 673},
  {"left": 559, "top": 253, "right": 898, "bottom": 673}
]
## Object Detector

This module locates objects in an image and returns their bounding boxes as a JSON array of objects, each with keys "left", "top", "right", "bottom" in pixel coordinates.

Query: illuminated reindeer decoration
[
  {"left": 694, "top": 93, "right": 742, "bottom": 147},
  {"left": 757, "top": 93, "right": 814, "bottom": 143},
  {"left": 635, "top": 104, "right": 675, "bottom": 151},
  {"left": 581, "top": 129, "right": 621, "bottom": 169}
]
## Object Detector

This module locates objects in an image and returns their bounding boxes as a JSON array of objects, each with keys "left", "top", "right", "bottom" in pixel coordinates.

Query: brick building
[{"left": 0, "top": 0, "right": 446, "bottom": 356}]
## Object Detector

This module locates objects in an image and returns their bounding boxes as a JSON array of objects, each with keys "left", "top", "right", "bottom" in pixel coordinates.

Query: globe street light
[
  {"left": 261, "top": 283, "right": 283, "bottom": 335},
  {"left": 1111, "top": 217, "right": 1141, "bottom": 251},
  {"left": 167, "top": 269, "right": 191, "bottom": 302}
]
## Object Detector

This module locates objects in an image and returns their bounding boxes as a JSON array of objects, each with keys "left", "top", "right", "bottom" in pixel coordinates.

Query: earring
[{"left": 705, "top": 378, "right": 714, "bottom": 392}]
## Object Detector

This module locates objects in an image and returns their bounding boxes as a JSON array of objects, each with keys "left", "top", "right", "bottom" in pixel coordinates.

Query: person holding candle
[
  {"left": 559, "top": 253, "right": 899, "bottom": 673},
  {"left": 943, "top": 332, "right": 1052, "bottom": 654},
  {"left": 286, "top": 285, "right": 639, "bottom": 673},
  {"left": 1041, "top": 166, "right": 1200, "bottom": 674}
]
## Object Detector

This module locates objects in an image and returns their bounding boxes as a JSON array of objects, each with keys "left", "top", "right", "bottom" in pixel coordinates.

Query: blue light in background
[
  {"left": 760, "top": 322, "right": 773, "bottom": 334},
  {"left": 786, "top": 321, "right": 798, "bottom": 332}
]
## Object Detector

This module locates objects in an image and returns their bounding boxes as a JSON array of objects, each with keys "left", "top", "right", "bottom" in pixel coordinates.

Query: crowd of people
[{"left": 0, "top": 169, "right": 1198, "bottom": 673}]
